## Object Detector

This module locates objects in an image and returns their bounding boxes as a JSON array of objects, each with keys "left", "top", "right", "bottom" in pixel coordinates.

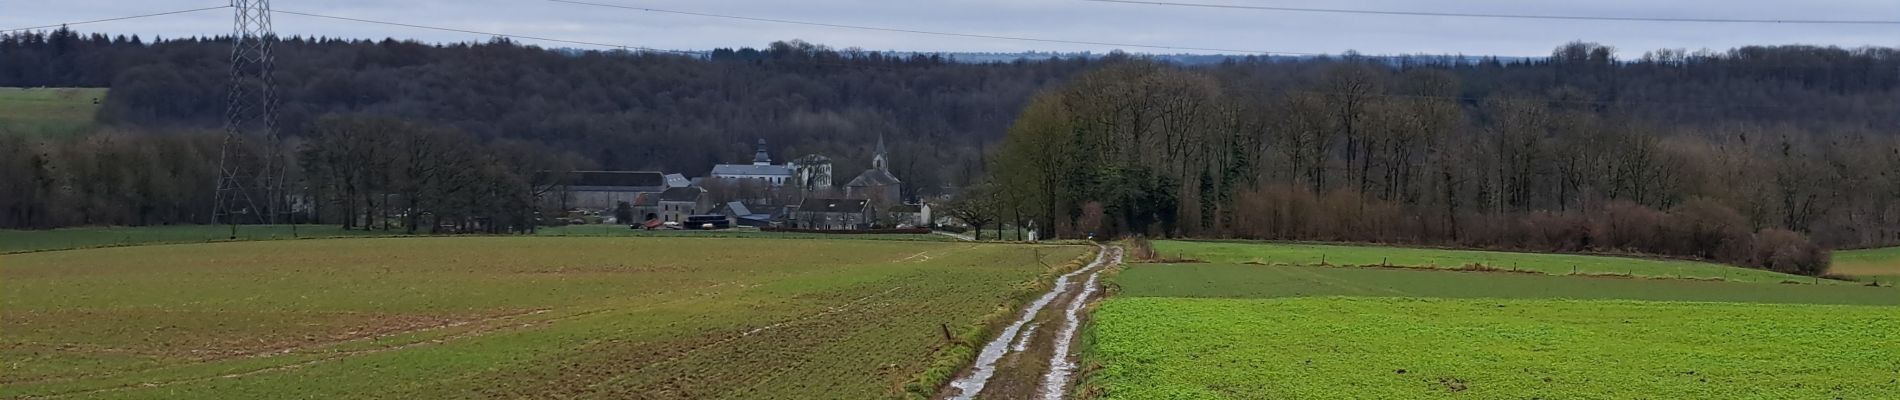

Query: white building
[{"left": 710, "top": 139, "right": 795, "bottom": 185}]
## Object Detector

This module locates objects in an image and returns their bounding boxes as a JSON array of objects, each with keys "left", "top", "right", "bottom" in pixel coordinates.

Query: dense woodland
[
  {"left": 968, "top": 45, "right": 1900, "bottom": 275},
  {"left": 3, "top": 29, "right": 1898, "bottom": 273}
]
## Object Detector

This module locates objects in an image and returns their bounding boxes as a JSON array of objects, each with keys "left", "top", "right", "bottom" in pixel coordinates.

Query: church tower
[
  {"left": 872, "top": 134, "right": 888, "bottom": 171},
  {"left": 753, "top": 138, "right": 771, "bottom": 166}
]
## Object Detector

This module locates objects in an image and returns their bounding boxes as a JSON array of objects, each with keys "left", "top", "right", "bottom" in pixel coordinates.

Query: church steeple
[
  {"left": 872, "top": 134, "right": 888, "bottom": 171},
  {"left": 753, "top": 138, "right": 771, "bottom": 165}
]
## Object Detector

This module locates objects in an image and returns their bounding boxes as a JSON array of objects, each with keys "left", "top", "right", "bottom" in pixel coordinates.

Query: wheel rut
[{"left": 941, "top": 245, "right": 1121, "bottom": 400}]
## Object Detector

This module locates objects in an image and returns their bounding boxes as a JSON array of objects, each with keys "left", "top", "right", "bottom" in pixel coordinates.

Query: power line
[
  {"left": 1081, "top": 0, "right": 1900, "bottom": 25},
  {"left": 544, "top": 0, "right": 1327, "bottom": 56},
  {"left": 1, "top": 5, "right": 232, "bottom": 34},
  {"left": 271, "top": 9, "right": 707, "bottom": 56}
]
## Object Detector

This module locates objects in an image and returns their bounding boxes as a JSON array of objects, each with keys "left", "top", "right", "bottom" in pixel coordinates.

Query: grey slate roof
[
  {"left": 568, "top": 171, "right": 666, "bottom": 191},
  {"left": 724, "top": 201, "right": 752, "bottom": 216},
  {"left": 659, "top": 186, "right": 706, "bottom": 202},
  {"left": 846, "top": 168, "right": 901, "bottom": 187},
  {"left": 711, "top": 164, "right": 794, "bottom": 177},
  {"left": 664, "top": 173, "right": 690, "bottom": 188},
  {"left": 798, "top": 198, "right": 869, "bottom": 214}
]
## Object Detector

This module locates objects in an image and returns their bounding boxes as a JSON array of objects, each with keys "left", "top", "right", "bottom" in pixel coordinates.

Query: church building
[{"left": 845, "top": 136, "right": 902, "bottom": 208}]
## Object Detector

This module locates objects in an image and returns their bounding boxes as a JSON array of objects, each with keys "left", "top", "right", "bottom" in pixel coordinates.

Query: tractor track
[{"left": 942, "top": 245, "right": 1120, "bottom": 400}]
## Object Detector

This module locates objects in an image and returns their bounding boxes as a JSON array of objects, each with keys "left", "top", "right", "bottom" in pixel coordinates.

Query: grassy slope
[
  {"left": 0, "top": 87, "right": 104, "bottom": 137},
  {"left": 1155, "top": 240, "right": 1833, "bottom": 284},
  {"left": 1085, "top": 297, "right": 1900, "bottom": 400},
  {"left": 0, "top": 237, "right": 1084, "bottom": 398},
  {"left": 1833, "top": 246, "right": 1900, "bottom": 278},
  {"left": 1118, "top": 263, "right": 1900, "bottom": 305}
]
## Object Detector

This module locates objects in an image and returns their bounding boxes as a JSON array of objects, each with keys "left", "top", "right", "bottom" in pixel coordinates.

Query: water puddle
[
  {"left": 1011, "top": 325, "right": 1040, "bottom": 353},
  {"left": 1039, "top": 248, "right": 1119, "bottom": 400}
]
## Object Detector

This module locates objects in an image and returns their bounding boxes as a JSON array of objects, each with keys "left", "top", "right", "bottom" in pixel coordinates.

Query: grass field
[
  {"left": 1084, "top": 297, "right": 1900, "bottom": 399},
  {"left": 1154, "top": 240, "right": 1835, "bottom": 284},
  {"left": 0, "top": 225, "right": 385, "bottom": 254},
  {"left": 1, "top": 237, "right": 1085, "bottom": 398},
  {"left": 1117, "top": 263, "right": 1900, "bottom": 305},
  {"left": 0, "top": 87, "right": 104, "bottom": 137},
  {"left": 1833, "top": 246, "right": 1900, "bottom": 279},
  {"left": 1081, "top": 244, "right": 1900, "bottom": 399},
  {"left": 0, "top": 224, "right": 954, "bottom": 254}
]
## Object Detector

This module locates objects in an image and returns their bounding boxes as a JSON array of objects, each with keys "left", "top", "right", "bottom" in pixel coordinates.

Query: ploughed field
[
  {"left": 0, "top": 236, "right": 1084, "bottom": 399},
  {"left": 1079, "top": 241, "right": 1900, "bottom": 399}
]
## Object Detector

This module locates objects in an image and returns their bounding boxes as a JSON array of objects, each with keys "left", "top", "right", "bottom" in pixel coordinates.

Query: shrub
[{"left": 1750, "top": 228, "right": 1830, "bottom": 276}]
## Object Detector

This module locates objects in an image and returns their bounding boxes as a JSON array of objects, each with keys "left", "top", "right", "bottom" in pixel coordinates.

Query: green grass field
[
  {"left": 0, "top": 87, "right": 105, "bottom": 137},
  {"left": 1833, "top": 246, "right": 1900, "bottom": 279},
  {"left": 1085, "top": 297, "right": 1900, "bottom": 399},
  {"left": 1155, "top": 240, "right": 1836, "bottom": 284},
  {"left": 1, "top": 237, "right": 1085, "bottom": 398},
  {"left": 1081, "top": 242, "right": 1900, "bottom": 399},
  {"left": 1118, "top": 263, "right": 1900, "bottom": 305}
]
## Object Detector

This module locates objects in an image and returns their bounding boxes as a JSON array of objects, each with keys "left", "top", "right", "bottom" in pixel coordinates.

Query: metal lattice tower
[{"left": 212, "top": 0, "right": 280, "bottom": 237}]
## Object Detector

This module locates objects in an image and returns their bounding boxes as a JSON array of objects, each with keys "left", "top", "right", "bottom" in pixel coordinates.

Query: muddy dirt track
[{"left": 942, "top": 245, "right": 1123, "bottom": 400}]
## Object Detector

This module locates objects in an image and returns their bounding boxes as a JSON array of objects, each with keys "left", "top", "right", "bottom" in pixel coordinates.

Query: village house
[
  {"left": 716, "top": 201, "right": 780, "bottom": 227},
  {"left": 556, "top": 171, "right": 667, "bottom": 211},
  {"left": 656, "top": 186, "right": 710, "bottom": 223},
  {"left": 792, "top": 198, "right": 872, "bottom": 230},
  {"left": 885, "top": 203, "right": 931, "bottom": 228}
]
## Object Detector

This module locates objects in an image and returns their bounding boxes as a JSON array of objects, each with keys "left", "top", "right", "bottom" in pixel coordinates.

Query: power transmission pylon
[{"left": 212, "top": 0, "right": 280, "bottom": 239}]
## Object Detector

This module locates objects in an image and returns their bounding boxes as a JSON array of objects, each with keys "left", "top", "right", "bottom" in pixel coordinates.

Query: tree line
[
  {"left": 0, "top": 115, "right": 592, "bottom": 233},
  {"left": 975, "top": 44, "right": 1900, "bottom": 275}
]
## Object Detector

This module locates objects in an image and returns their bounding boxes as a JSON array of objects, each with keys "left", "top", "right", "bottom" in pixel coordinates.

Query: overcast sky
[{"left": 5, "top": 0, "right": 1897, "bottom": 57}]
